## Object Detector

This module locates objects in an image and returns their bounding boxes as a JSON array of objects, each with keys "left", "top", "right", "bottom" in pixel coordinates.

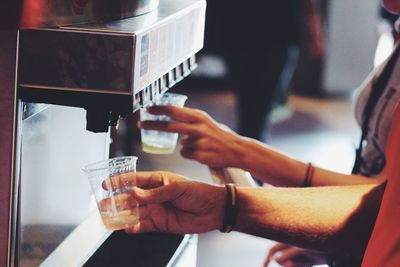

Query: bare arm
[
  {"left": 139, "top": 106, "right": 384, "bottom": 187},
  {"left": 106, "top": 171, "right": 385, "bottom": 255},
  {"left": 235, "top": 183, "right": 385, "bottom": 254},
  {"left": 238, "top": 137, "right": 385, "bottom": 187}
]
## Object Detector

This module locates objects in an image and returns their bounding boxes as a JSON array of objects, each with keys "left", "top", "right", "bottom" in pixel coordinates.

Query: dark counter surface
[{"left": 84, "top": 231, "right": 187, "bottom": 267}]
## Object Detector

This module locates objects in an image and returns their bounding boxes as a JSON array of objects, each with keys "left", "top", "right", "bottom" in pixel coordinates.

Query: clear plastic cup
[
  {"left": 140, "top": 93, "right": 188, "bottom": 154},
  {"left": 83, "top": 156, "right": 138, "bottom": 230}
]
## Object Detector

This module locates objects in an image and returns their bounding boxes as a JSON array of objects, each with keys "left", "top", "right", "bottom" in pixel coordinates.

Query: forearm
[
  {"left": 312, "top": 167, "right": 384, "bottom": 186},
  {"left": 236, "top": 137, "right": 306, "bottom": 186},
  {"left": 236, "top": 137, "right": 382, "bottom": 187},
  {"left": 233, "top": 183, "right": 385, "bottom": 253}
]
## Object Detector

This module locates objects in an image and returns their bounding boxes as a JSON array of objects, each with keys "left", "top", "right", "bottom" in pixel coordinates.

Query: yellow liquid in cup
[
  {"left": 100, "top": 211, "right": 138, "bottom": 230},
  {"left": 142, "top": 142, "right": 175, "bottom": 154}
]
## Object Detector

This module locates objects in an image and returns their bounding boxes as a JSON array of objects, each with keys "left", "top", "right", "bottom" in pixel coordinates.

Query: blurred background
[{"left": 110, "top": 0, "right": 398, "bottom": 266}]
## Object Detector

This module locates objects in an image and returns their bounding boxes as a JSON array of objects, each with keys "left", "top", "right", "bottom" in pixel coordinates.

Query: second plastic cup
[
  {"left": 140, "top": 93, "right": 188, "bottom": 154},
  {"left": 83, "top": 156, "right": 138, "bottom": 231}
]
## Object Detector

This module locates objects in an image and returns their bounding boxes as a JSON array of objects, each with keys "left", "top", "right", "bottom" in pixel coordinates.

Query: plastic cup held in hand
[
  {"left": 83, "top": 156, "right": 138, "bottom": 230},
  {"left": 140, "top": 93, "right": 188, "bottom": 154}
]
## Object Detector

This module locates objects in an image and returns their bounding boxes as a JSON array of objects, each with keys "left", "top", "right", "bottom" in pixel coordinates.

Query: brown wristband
[
  {"left": 303, "top": 163, "right": 314, "bottom": 187},
  {"left": 220, "top": 183, "right": 238, "bottom": 233}
]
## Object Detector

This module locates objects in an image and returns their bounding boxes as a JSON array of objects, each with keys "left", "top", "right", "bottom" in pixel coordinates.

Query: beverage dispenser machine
[{"left": 0, "top": 0, "right": 205, "bottom": 266}]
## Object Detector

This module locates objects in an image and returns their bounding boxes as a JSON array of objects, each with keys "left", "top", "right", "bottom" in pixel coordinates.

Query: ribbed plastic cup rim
[{"left": 82, "top": 156, "right": 138, "bottom": 173}]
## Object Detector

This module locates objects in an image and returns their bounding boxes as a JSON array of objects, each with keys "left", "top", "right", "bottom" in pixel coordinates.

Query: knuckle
[
  {"left": 197, "top": 124, "right": 208, "bottom": 134},
  {"left": 164, "top": 122, "right": 178, "bottom": 132},
  {"left": 149, "top": 171, "right": 165, "bottom": 184},
  {"left": 197, "top": 139, "right": 208, "bottom": 149},
  {"left": 165, "top": 106, "right": 176, "bottom": 116},
  {"left": 197, "top": 110, "right": 210, "bottom": 120},
  {"left": 159, "top": 171, "right": 177, "bottom": 184},
  {"left": 192, "top": 109, "right": 208, "bottom": 120},
  {"left": 180, "top": 148, "right": 190, "bottom": 158},
  {"left": 180, "top": 148, "right": 195, "bottom": 159}
]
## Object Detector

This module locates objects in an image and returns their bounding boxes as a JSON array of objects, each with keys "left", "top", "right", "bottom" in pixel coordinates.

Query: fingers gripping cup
[
  {"left": 83, "top": 156, "right": 138, "bottom": 231},
  {"left": 140, "top": 93, "right": 188, "bottom": 154}
]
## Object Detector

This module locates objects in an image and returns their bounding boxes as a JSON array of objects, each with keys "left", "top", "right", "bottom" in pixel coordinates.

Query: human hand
[
  {"left": 263, "top": 243, "right": 328, "bottom": 267},
  {"left": 101, "top": 171, "right": 226, "bottom": 234},
  {"left": 138, "top": 106, "right": 246, "bottom": 169}
]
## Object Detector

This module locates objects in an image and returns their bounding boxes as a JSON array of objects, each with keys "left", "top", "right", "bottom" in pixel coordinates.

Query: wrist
[
  {"left": 219, "top": 184, "right": 238, "bottom": 233},
  {"left": 232, "top": 136, "right": 254, "bottom": 170},
  {"left": 211, "top": 185, "right": 228, "bottom": 231},
  {"left": 232, "top": 187, "right": 259, "bottom": 234},
  {"left": 238, "top": 139, "right": 307, "bottom": 187},
  {"left": 236, "top": 137, "right": 274, "bottom": 178}
]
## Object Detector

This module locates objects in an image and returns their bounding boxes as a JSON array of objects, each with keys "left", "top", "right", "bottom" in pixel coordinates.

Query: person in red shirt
[{"left": 362, "top": 107, "right": 400, "bottom": 266}]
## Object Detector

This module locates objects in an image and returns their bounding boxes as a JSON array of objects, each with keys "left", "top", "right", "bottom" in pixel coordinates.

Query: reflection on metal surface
[
  {"left": 20, "top": 225, "right": 75, "bottom": 267},
  {"left": 9, "top": 101, "right": 22, "bottom": 267},
  {"left": 19, "top": 0, "right": 159, "bottom": 28},
  {"left": 40, "top": 211, "right": 111, "bottom": 267},
  {"left": 20, "top": 105, "right": 110, "bottom": 266},
  {"left": 22, "top": 103, "right": 50, "bottom": 120},
  {"left": 18, "top": 30, "right": 135, "bottom": 93}
]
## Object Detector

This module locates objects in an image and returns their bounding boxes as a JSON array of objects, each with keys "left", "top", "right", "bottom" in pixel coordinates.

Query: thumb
[{"left": 131, "top": 183, "right": 183, "bottom": 205}]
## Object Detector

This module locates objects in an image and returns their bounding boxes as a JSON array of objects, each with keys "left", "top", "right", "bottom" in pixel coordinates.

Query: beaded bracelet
[
  {"left": 303, "top": 163, "right": 314, "bottom": 187},
  {"left": 220, "top": 183, "right": 238, "bottom": 233}
]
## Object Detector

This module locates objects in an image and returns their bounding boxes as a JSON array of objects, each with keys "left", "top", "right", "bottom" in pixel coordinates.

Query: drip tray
[{"left": 84, "top": 231, "right": 184, "bottom": 267}]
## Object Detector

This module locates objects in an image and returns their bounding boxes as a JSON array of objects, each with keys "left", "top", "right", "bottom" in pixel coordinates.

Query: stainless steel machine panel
[
  {"left": 20, "top": 104, "right": 110, "bottom": 266},
  {"left": 18, "top": 0, "right": 205, "bottom": 95},
  {"left": 18, "top": 0, "right": 206, "bottom": 132}
]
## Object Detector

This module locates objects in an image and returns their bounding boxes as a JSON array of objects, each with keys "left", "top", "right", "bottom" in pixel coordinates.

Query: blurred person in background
[
  {"left": 204, "top": 0, "right": 325, "bottom": 142},
  {"left": 289, "top": 0, "right": 328, "bottom": 99}
]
